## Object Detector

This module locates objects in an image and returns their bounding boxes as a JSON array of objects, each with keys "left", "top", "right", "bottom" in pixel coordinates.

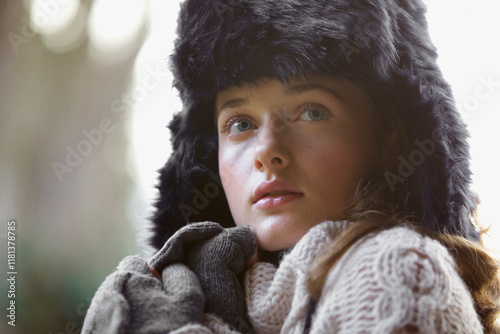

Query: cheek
[
  {"left": 219, "top": 142, "right": 250, "bottom": 187},
  {"left": 219, "top": 148, "right": 237, "bottom": 198},
  {"left": 303, "top": 136, "right": 376, "bottom": 202},
  {"left": 307, "top": 146, "right": 361, "bottom": 187},
  {"left": 218, "top": 143, "right": 252, "bottom": 225}
]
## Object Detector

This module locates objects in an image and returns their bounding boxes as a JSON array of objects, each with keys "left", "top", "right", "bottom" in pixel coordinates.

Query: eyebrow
[
  {"left": 217, "top": 97, "right": 250, "bottom": 115},
  {"left": 283, "top": 83, "right": 341, "bottom": 99}
]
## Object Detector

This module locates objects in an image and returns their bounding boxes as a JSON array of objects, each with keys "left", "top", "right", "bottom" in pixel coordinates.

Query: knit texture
[
  {"left": 245, "top": 221, "right": 352, "bottom": 333},
  {"left": 245, "top": 221, "right": 483, "bottom": 334},
  {"left": 82, "top": 256, "right": 205, "bottom": 334},
  {"left": 84, "top": 221, "right": 483, "bottom": 333},
  {"left": 148, "top": 222, "right": 256, "bottom": 333}
]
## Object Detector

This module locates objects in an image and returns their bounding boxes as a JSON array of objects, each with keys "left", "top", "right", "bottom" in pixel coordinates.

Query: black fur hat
[{"left": 149, "top": 0, "right": 479, "bottom": 250}]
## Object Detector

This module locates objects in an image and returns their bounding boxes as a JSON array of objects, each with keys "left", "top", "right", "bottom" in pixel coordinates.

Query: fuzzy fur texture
[{"left": 149, "top": 0, "right": 478, "bottom": 250}]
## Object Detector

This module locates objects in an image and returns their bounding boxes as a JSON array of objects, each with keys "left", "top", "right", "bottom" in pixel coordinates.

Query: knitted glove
[
  {"left": 149, "top": 222, "right": 257, "bottom": 333},
  {"left": 82, "top": 255, "right": 205, "bottom": 334}
]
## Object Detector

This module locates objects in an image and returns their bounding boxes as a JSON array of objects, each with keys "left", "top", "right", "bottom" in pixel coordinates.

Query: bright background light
[
  {"left": 87, "top": 0, "right": 148, "bottom": 63},
  {"left": 29, "top": 0, "right": 87, "bottom": 53},
  {"left": 127, "top": 0, "right": 182, "bottom": 221},
  {"left": 425, "top": 1, "right": 500, "bottom": 254},
  {"left": 29, "top": 0, "right": 80, "bottom": 35}
]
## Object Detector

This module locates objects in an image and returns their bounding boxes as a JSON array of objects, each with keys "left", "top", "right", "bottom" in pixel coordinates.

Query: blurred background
[{"left": 0, "top": 0, "right": 499, "bottom": 333}]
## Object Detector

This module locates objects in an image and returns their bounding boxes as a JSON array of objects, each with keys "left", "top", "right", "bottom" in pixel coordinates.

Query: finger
[
  {"left": 227, "top": 225, "right": 257, "bottom": 261},
  {"left": 149, "top": 222, "right": 223, "bottom": 271},
  {"left": 117, "top": 255, "right": 150, "bottom": 274},
  {"left": 162, "top": 264, "right": 204, "bottom": 299}
]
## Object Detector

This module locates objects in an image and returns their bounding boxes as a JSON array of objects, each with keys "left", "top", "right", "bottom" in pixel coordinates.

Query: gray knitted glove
[
  {"left": 148, "top": 222, "right": 257, "bottom": 333},
  {"left": 82, "top": 255, "right": 205, "bottom": 334}
]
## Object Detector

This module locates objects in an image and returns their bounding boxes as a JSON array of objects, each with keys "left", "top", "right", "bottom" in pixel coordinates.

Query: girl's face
[{"left": 216, "top": 77, "right": 381, "bottom": 251}]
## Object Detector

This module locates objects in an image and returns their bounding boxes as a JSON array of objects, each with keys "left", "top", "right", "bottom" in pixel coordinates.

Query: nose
[{"left": 254, "top": 120, "right": 291, "bottom": 171}]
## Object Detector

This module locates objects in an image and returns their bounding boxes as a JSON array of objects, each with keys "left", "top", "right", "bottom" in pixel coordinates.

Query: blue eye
[
  {"left": 300, "top": 107, "right": 328, "bottom": 121},
  {"left": 229, "top": 118, "right": 256, "bottom": 134}
]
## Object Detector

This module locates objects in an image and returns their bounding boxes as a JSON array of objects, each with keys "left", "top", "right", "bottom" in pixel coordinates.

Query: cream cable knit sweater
[{"left": 174, "top": 221, "right": 483, "bottom": 334}]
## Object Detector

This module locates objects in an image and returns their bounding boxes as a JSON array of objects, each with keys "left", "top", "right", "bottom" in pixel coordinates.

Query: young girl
[{"left": 83, "top": 0, "right": 499, "bottom": 333}]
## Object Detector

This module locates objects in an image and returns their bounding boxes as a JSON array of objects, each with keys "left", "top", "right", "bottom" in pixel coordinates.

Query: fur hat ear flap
[{"left": 149, "top": 101, "right": 235, "bottom": 250}]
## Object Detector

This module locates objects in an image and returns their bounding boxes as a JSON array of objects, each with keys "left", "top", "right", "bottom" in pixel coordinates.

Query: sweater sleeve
[{"left": 309, "top": 227, "right": 483, "bottom": 334}]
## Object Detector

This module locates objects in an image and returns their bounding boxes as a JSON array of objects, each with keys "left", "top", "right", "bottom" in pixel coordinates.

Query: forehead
[{"left": 215, "top": 76, "right": 375, "bottom": 116}]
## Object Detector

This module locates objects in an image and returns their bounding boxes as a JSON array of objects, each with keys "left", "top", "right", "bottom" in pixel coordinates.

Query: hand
[
  {"left": 82, "top": 255, "right": 205, "bottom": 334},
  {"left": 149, "top": 222, "right": 257, "bottom": 333}
]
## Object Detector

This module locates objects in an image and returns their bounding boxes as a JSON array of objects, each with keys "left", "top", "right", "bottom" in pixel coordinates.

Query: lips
[{"left": 253, "top": 180, "right": 303, "bottom": 209}]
